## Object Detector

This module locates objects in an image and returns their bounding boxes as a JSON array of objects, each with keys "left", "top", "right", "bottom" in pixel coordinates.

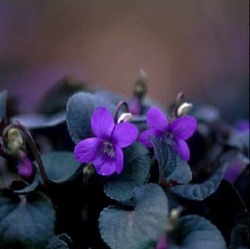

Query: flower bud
[
  {"left": 17, "top": 155, "right": 33, "bottom": 178},
  {"left": 177, "top": 102, "right": 193, "bottom": 117},
  {"left": 6, "top": 128, "right": 24, "bottom": 155},
  {"left": 134, "top": 69, "right": 147, "bottom": 99},
  {"left": 118, "top": 112, "right": 133, "bottom": 123},
  {"left": 165, "top": 207, "right": 182, "bottom": 232}
]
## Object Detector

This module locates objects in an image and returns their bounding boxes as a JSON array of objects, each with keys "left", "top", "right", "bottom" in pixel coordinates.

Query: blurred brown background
[{"left": 0, "top": 0, "right": 249, "bottom": 121}]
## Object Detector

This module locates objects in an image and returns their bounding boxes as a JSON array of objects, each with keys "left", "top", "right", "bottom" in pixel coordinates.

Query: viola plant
[{"left": 0, "top": 77, "right": 249, "bottom": 249}]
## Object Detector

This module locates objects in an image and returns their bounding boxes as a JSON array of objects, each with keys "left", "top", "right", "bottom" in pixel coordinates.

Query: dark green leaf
[
  {"left": 14, "top": 169, "right": 41, "bottom": 194},
  {"left": 191, "top": 103, "right": 220, "bottom": 124},
  {"left": 152, "top": 138, "right": 192, "bottom": 184},
  {"left": 95, "top": 90, "right": 127, "bottom": 105},
  {"left": 99, "top": 184, "right": 168, "bottom": 249},
  {"left": 169, "top": 215, "right": 226, "bottom": 249},
  {"left": 41, "top": 151, "right": 81, "bottom": 183},
  {"left": 205, "top": 180, "right": 249, "bottom": 248},
  {"left": 10, "top": 112, "right": 66, "bottom": 130},
  {"left": 131, "top": 115, "right": 148, "bottom": 132},
  {"left": 0, "top": 90, "right": 7, "bottom": 120},
  {"left": 171, "top": 162, "right": 228, "bottom": 200},
  {"left": 66, "top": 92, "right": 115, "bottom": 143},
  {"left": 0, "top": 191, "right": 55, "bottom": 249},
  {"left": 104, "top": 143, "right": 151, "bottom": 201},
  {"left": 46, "top": 233, "right": 72, "bottom": 249},
  {"left": 228, "top": 130, "right": 249, "bottom": 153}
]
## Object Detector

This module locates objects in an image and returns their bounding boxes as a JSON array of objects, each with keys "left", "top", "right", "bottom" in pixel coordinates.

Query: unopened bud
[
  {"left": 17, "top": 156, "right": 33, "bottom": 178},
  {"left": 118, "top": 112, "right": 133, "bottom": 123},
  {"left": 165, "top": 207, "right": 182, "bottom": 232},
  {"left": 177, "top": 102, "right": 193, "bottom": 117},
  {"left": 82, "top": 163, "right": 95, "bottom": 185},
  {"left": 134, "top": 69, "right": 147, "bottom": 98},
  {"left": 6, "top": 128, "right": 24, "bottom": 154}
]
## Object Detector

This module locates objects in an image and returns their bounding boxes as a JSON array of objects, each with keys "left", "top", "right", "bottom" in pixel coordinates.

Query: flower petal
[
  {"left": 93, "top": 146, "right": 123, "bottom": 175},
  {"left": 91, "top": 107, "right": 115, "bottom": 139},
  {"left": 170, "top": 115, "right": 197, "bottom": 140},
  {"left": 139, "top": 128, "right": 161, "bottom": 147},
  {"left": 173, "top": 139, "right": 190, "bottom": 161},
  {"left": 74, "top": 137, "right": 102, "bottom": 163},
  {"left": 112, "top": 123, "right": 139, "bottom": 148},
  {"left": 115, "top": 146, "right": 124, "bottom": 174},
  {"left": 146, "top": 107, "right": 168, "bottom": 132}
]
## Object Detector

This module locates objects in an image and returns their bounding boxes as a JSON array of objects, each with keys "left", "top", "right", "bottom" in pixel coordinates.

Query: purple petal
[
  {"left": 170, "top": 115, "right": 197, "bottom": 140},
  {"left": 173, "top": 139, "right": 190, "bottom": 161},
  {"left": 74, "top": 138, "right": 102, "bottom": 163},
  {"left": 139, "top": 128, "right": 161, "bottom": 147},
  {"left": 93, "top": 147, "right": 123, "bottom": 175},
  {"left": 146, "top": 107, "right": 168, "bottom": 132},
  {"left": 112, "top": 123, "right": 139, "bottom": 148},
  {"left": 91, "top": 107, "right": 115, "bottom": 139},
  {"left": 224, "top": 158, "right": 248, "bottom": 183},
  {"left": 156, "top": 234, "right": 168, "bottom": 249},
  {"left": 17, "top": 157, "right": 33, "bottom": 178}
]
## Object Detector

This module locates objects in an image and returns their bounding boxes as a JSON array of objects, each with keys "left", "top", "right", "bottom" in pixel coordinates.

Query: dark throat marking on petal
[{"left": 102, "top": 141, "right": 116, "bottom": 158}]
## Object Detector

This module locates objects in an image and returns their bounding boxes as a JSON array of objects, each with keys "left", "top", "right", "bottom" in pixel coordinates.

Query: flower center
[
  {"left": 163, "top": 132, "right": 175, "bottom": 146},
  {"left": 102, "top": 141, "right": 116, "bottom": 158}
]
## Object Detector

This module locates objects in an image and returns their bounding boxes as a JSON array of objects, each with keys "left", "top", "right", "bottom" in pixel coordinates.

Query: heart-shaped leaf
[
  {"left": 0, "top": 190, "right": 55, "bottom": 249},
  {"left": 152, "top": 138, "right": 192, "bottom": 184},
  {"left": 66, "top": 92, "right": 115, "bottom": 143},
  {"left": 46, "top": 233, "right": 72, "bottom": 249},
  {"left": 99, "top": 184, "right": 168, "bottom": 249},
  {"left": 41, "top": 151, "right": 82, "bottom": 183},
  {"left": 104, "top": 143, "right": 151, "bottom": 201},
  {"left": 171, "top": 162, "right": 228, "bottom": 200},
  {"left": 11, "top": 112, "right": 66, "bottom": 130},
  {"left": 14, "top": 168, "right": 41, "bottom": 194},
  {"left": 0, "top": 90, "right": 7, "bottom": 121},
  {"left": 95, "top": 90, "right": 127, "bottom": 105},
  {"left": 169, "top": 215, "right": 226, "bottom": 249}
]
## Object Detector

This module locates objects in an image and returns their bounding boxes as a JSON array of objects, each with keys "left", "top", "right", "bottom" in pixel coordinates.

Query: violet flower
[
  {"left": 17, "top": 156, "right": 33, "bottom": 178},
  {"left": 139, "top": 107, "right": 197, "bottom": 161},
  {"left": 74, "top": 107, "right": 139, "bottom": 176}
]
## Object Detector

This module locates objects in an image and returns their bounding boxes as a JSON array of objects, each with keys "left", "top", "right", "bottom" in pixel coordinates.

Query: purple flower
[
  {"left": 17, "top": 156, "right": 33, "bottom": 178},
  {"left": 139, "top": 107, "right": 197, "bottom": 161},
  {"left": 74, "top": 107, "right": 139, "bottom": 176}
]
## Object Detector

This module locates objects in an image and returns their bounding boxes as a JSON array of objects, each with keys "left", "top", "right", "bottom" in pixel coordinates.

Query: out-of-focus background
[{"left": 0, "top": 0, "right": 249, "bottom": 121}]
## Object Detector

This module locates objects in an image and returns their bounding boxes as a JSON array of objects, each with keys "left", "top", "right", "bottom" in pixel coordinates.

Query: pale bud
[
  {"left": 177, "top": 102, "right": 193, "bottom": 117},
  {"left": 165, "top": 207, "right": 182, "bottom": 232},
  {"left": 6, "top": 128, "right": 24, "bottom": 154},
  {"left": 118, "top": 113, "right": 133, "bottom": 123}
]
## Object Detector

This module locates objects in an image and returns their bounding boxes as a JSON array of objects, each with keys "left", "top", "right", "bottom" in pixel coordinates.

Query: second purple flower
[{"left": 139, "top": 107, "right": 197, "bottom": 161}]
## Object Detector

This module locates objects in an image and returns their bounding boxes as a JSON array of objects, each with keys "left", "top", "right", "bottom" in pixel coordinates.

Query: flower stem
[{"left": 114, "top": 101, "right": 129, "bottom": 123}]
